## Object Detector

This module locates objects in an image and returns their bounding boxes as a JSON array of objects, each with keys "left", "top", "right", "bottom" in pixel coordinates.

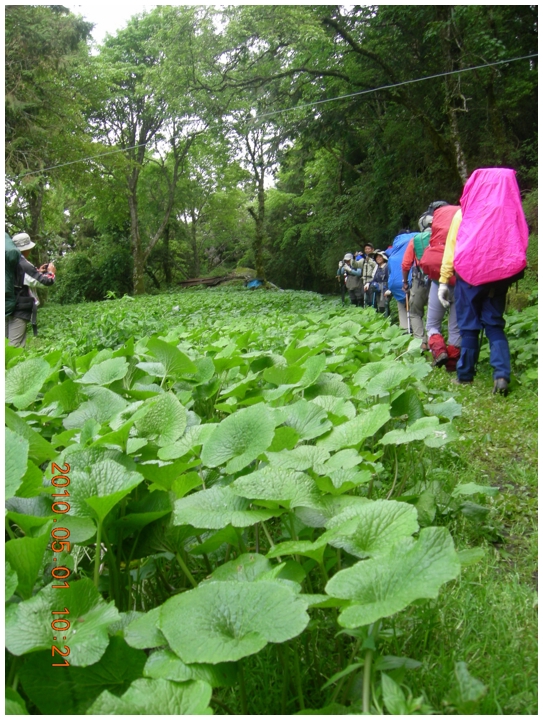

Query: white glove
[
  {"left": 384, "top": 289, "right": 392, "bottom": 297},
  {"left": 438, "top": 283, "right": 450, "bottom": 308},
  {"left": 338, "top": 261, "right": 344, "bottom": 268}
]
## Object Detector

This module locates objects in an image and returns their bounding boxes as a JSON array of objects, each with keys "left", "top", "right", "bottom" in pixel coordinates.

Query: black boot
[{"left": 492, "top": 378, "right": 509, "bottom": 397}]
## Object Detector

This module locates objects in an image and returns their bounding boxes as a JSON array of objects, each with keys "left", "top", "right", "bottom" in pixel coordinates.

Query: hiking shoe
[
  {"left": 432, "top": 352, "right": 449, "bottom": 368},
  {"left": 452, "top": 377, "right": 473, "bottom": 386},
  {"left": 492, "top": 378, "right": 509, "bottom": 397}
]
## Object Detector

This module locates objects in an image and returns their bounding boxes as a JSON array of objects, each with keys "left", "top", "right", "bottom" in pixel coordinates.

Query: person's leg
[
  {"left": 481, "top": 290, "right": 511, "bottom": 382},
  {"left": 426, "top": 282, "right": 448, "bottom": 365},
  {"left": 426, "top": 282, "right": 445, "bottom": 337},
  {"left": 408, "top": 279, "right": 429, "bottom": 342},
  {"left": 348, "top": 289, "right": 358, "bottom": 305},
  {"left": 355, "top": 286, "right": 364, "bottom": 307},
  {"left": 397, "top": 300, "right": 408, "bottom": 330},
  {"left": 6, "top": 316, "right": 27, "bottom": 348},
  {"left": 445, "top": 284, "right": 462, "bottom": 372},
  {"left": 454, "top": 278, "right": 483, "bottom": 381}
]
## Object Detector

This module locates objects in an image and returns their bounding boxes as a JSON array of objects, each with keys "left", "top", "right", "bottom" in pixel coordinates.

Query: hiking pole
[{"left": 405, "top": 290, "right": 411, "bottom": 334}]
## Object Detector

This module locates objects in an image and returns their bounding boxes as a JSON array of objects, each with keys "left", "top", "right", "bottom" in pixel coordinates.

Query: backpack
[
  {"left": 419, "top": 206, "right": 461, "bottom": 283},
  {"left": 454, "top": 168, "right": 528, "bottom": 286},
  {"left": 387, "top": 232, "right": 417, "bottom": 301},
  {"left": 5, "top": 233, "right": 21, "bottom": 317}
]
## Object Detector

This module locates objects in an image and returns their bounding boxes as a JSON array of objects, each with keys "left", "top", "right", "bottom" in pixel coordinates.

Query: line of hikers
[{"left": 337, "top": 167, "right": 529, "bottom": 397}]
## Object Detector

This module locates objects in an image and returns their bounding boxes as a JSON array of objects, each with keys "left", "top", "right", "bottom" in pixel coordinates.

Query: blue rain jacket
[{"left": 386, "top": 232, "right": 417, "bottom": 302}]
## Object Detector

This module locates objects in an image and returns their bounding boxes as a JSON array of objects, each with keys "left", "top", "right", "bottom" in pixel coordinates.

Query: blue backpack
[{"left": 386, "top": 232, "right": 417, "bottom": 302}]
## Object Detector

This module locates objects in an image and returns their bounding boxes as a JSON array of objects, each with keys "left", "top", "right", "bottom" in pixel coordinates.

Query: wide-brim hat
[
  {"left": 12, "top": 233, "right": 35, "bottom": 251},
  {"left": 374, "top": 250, "right": 388, "bottom": 261}
]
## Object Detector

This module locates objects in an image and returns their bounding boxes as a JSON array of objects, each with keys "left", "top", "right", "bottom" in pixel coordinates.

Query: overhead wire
[
  {"left": 10, "top": 52, "right": 537, "bottom": 180},
  {"left": 255, "top": 53, "right": 538, "bottom": 120}
]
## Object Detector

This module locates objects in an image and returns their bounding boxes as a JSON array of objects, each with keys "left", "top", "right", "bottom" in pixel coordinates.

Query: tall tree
[
  {"left": 84, "top": 6, "right": 222, "bottom": 293},
  {"left": 5, "top": 5, "right": 92, "bottom": 244}
]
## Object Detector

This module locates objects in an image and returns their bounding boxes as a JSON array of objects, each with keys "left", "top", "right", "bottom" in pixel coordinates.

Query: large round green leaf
[
  {"left": 158, "top": 423, "right": 218, "bottom": 461},
  {"left": 5, "top": 407, "right": 57, "bottom": 464},
  {"left": 282, "top": 399, "right": 332, "bottom": 440},
  {"left": 159, "top": 580, "right": 309, "bottom": 663},
  {"left": 18, "top": 637, "right": 146, "bottom": 715},
  {"left": 6, "top": 560, "right": 18, "bottom": 600},
  {"left": 87, "top": 678, "right": 212, "bottom": 715},
  {"left": 365, "top": 366, "right": 413, "bottom": 397},
  {"left": 173, "top": 485, "right": 280, "bottom": 529},
  {"left": 144, "top": 649, "right": 236, "bottom": 688},
  {"left": 6, "top": 427, "right": 29, "bottom": 499},
  {"left": 324, "top": 500, "right": 419, "bottom": 558},
  {"left": 5, "top": 529, "right": 52, "bottom": 599},
  {"left": 124, "top": 606, "right": 167, "bottom": 649},
  {"left": 66, "top": 459, "right": 144, "bottom": 523},
  {"left": 134, "top": 393, "right": 188, "bottom": 447},
  {"left": 317, "top": 404, "right": 391, "bottom": 451},
  {"left": 201, "top": 403, "right": 276, "bottom": 473},
  {"left": 6, "top": 496, "right": 96, "bottom": 543},
  {"left": 231, "top": 466, "right": 322, "bottom": 509},
  {"left": 78, "top": 357, "right": 129, "bottom": 386},
  {"left": 147, "top": 336, "right": 198, "bottom": 377},
  {"left": 266, "top": 445, "right": 330, "bottom": 473},
  {"left": 63, "top": 387, "right": 128, "bottom": 430},
  {"left": 5, "top": 358, "right": 51, "bottom": 408},
  {"left": 6, "top": 578, "right": 120, "bottom": 666},
  {"left": 379, "top": 416, "right": 440, "bottom": 445},
  {"left": 325, "top": 527, "right": 460, "bottom": 628}
]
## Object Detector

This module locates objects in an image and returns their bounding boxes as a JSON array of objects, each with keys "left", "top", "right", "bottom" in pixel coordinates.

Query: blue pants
[{"left": 455, "top": 277, "right": 511, "bottom": 382}]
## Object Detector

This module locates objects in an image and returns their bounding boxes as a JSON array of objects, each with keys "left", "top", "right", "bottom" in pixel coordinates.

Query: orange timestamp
[{"left": 50, "top": 461, "right": 73, "bottom": 667}]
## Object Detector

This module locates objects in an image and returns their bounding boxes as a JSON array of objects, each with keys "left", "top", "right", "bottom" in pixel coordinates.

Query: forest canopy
[{"left": 5, "top": 4, "right": 538, "bottom": 298}]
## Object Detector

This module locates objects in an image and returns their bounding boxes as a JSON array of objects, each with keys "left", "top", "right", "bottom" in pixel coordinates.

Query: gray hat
[
  {"left": 12, "top": 233, "right": 35, "bottom": 251},
  {"left": 343, "top": 253, "right": 353, "bottom": 262}
]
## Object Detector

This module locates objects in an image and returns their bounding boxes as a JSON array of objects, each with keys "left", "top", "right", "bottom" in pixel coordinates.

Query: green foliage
[{"left": 5, "top": 250, "right": 537, "bottom": 712}]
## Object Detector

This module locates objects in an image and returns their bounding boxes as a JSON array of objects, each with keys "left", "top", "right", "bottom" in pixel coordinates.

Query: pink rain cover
[{"left": 454, "top": 168, "right": 528, "bottom": 286}]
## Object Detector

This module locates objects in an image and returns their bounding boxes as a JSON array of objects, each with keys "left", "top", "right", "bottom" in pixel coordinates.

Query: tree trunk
[
  {"left": 163, "top": 223, "right": 172, "bottom": 284},
  {"left": 128, "top": 185, "right": 146, "bottom": 295},
  {"left": 248, "top": 169, "right": 266, "bottom": 282},
  {"left": 190, "top": 208, "right": 201, "bottom": 277}
]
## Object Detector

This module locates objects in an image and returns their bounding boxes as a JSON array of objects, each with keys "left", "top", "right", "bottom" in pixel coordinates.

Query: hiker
[
  {"left": 386, "top": 229, "right": 417, "bottom": 331},
  {"left": 341, "top": 252, "right": 364, "bottom": 306},
  {"left": 5, "top": 232, "right": 56, "bottom": 348},
  {"left": 401, "top": 202, "right": 449, "bottom": 351},
  {"left": 337, "top": 260, "right": 347, "bottom": 304},
  {"left": 419, "top": 204, "right": 462, "bottom": 371},
  {"left": 438, "top": 168, "right": 528, "bottom": 396},
  {"left": 401, "top": 233, "right": 430, "bottom": 350},
  {"left": 364, "top": 250, "right": 391, "bottom": 314},
  {"left": 356, "top": 243, "right": 377, "bottom": 307}
]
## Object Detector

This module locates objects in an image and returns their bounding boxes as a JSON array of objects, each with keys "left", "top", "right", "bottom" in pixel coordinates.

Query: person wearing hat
[
  {"left": 364, "top": 250, "right": 391, "bottom": 313},
  {"left": 5, "top": 232, "right": 56, "bottom": 347},
  {"left": 341, "top": 252, "right": 365, "bottom": 307},
  {"left": 356, "top": 243, "right": 377, "bottom": 307}
]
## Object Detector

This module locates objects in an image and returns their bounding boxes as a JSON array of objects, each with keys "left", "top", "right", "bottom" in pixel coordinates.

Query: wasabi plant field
[{"left": 5, "top": 288, "right": 537, "bottom": 715}]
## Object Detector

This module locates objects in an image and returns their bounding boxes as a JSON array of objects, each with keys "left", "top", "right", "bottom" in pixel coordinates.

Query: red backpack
[{"left": 419, "top": 205, "right": 460, "bottom": 283}]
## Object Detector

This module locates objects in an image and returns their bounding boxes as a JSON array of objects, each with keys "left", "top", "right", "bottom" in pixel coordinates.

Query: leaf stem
[
  {"left": 386, "top": 446, "right": 399, "bottom": 500},
  {"left": 261, "top": 522, "right": 280, "bottom": 559},
  {"left": 238, "top": 658, "right": 248, "bottom": 714},
  {"left": 175, "top": 551, "right": 198, "bottom": 588},
  {"left": 362, "top": 647, "right": 373, "bottom": 714},
  {"left": 94, "top": 519, "right": 103, "bottom": 589},
  {"left": 291, "top": 641, "right": 305, "bottom": 711}
]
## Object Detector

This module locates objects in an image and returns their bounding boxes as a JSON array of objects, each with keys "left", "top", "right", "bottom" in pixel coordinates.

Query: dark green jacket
[{"left": 5, "top": 233, "right": 21, "bottom": 317}]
